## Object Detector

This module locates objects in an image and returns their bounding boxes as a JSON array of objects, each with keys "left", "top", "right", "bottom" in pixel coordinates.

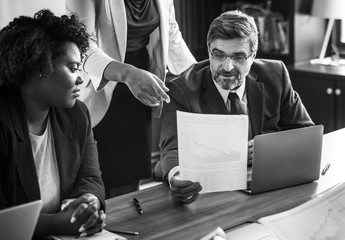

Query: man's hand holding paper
[
  {"left": 176, "top": 111, "right": 248, "bottom": 194},
  {"left": 170, "top": 174, "right": 202, "bottom": 204}
]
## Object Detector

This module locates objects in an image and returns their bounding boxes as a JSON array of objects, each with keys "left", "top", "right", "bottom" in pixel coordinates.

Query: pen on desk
[
  {"left": 321, "top": 163, "right": 330, "bottom": 175},
  {"left": 133, "top": 197, "right": 143, "bottom": 214},
  {"left": 107, "top": 228, "right": 139, "bottom": 235}
]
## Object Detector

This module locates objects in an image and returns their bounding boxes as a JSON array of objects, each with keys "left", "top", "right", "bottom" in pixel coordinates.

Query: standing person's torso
[{"left": 125, "top": 0, "right": 160, "bottom": 53}]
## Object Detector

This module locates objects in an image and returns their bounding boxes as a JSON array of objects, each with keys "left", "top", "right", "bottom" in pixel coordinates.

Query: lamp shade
[{"left": 311, "top": 0, "right": 345, "bottom": 19}]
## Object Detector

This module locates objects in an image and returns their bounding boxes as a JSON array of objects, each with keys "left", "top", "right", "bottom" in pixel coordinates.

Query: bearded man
[{"left": 158, "top": 10, "right": 314, "bottom": 204}]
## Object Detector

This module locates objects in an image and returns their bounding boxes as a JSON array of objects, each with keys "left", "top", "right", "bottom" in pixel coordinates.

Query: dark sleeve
[
  {"left": 68, "top": 102, "right": 106, "bottom": 210},
  {"left": 159, "top": 82, "right": 190, "bottom": 183},
  {"left": 0, "top": 123, "right": 8, "bottom": 209},
  {"left": 278, "top": 61, "right": 314, "bottom": 130}
]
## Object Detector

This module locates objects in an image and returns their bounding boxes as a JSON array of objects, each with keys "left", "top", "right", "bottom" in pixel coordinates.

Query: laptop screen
[
  {"left": 246, "top": 125, "right": 323, "bottom": 194},
  {"left": 0, "top": 200, "right": 42, "bottom": 240}
]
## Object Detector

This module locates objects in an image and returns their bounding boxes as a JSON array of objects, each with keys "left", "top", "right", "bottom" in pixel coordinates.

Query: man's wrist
[{"left": 168, "top": 166, "right": 180, "bottom": 188}]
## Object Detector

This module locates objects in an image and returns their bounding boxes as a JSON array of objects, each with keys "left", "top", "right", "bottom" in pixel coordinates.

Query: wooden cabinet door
[{"left": 291, "top": 75, "right": 336, "bottom": 133}]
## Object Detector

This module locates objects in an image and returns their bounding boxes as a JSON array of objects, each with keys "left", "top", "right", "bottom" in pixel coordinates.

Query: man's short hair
[{"left": 206, "top": 10, "right": 258, "bottom": 53}]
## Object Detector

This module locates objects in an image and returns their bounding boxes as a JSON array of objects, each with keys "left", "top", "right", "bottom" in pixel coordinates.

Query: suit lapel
[
  {"left": 16, "top": 141, "right": 41, "bottom": 201},
  {"left": 246, "top": 72, "right": 264, "bottom": 137},
  {"left": 49, "top": 108, "right": 77, "bottom": 200},
  {"left": 199, "top": 67, "right": 264, "bottom": 137},
  {"left": 109, "top": 0, "right": 127, "bottom": 61},
  {"left": 201, "top": 70, "right": 228, "bottom": 114},
  {"left": 7, "top": 89, "right": 41, "bottom": 201}
]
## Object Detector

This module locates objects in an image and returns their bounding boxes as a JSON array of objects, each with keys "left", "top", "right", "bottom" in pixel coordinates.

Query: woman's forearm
[{"left": 34, "top": 213, "right": 58, "bottom": 237}]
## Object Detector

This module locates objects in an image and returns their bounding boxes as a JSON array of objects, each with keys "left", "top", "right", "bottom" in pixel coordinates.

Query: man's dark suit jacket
[
  {"left": 0, "top": 86, "right": 105, "bottom": 210},
  {"left": 159, "top": 59, "right": 314, "bottom": 181}
]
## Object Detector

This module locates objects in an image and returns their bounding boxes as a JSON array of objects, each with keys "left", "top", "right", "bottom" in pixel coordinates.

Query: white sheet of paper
[
  {"left": 200, "top": 226, "right": 228, "bottom": 240},
  {"left": 177, "top": 111, "right": 248, "bottom": 193},
  {"left": 226, "top": 223, "right": 278, "bottom": 240},
  {"left": 258, "top": 183, "right": 345, "bottom": 240},
  {"left": 51, "top": 229, "right": 127, "bottom": 240}
]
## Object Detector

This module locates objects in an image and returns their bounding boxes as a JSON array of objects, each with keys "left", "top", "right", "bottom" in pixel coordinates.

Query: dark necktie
[{"left": 228, "top": 92, "right": 243, "bottom": 114}]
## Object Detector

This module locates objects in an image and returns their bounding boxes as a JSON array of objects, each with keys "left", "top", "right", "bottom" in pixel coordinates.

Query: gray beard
[{"left": 214, "top": 74, "right": 242, "bottom": 90}]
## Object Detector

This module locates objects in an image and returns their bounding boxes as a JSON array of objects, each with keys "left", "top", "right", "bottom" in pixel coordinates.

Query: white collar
[{"left": 212, "top": 79, "right": 246, "bottom": 104}]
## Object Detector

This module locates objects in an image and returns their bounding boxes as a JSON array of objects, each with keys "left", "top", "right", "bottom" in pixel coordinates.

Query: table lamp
[{"left": 310, "top": 0, "right": 345, "bottom": 65}]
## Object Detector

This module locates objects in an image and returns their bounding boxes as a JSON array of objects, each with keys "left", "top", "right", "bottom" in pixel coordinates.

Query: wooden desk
[{"left": 105, "top": 128, "right": 345, "bottom": 240}]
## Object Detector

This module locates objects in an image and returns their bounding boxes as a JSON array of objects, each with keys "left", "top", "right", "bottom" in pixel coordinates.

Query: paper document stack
[{"left": 226, "top": 182, "right": 345, "bottom": 240}]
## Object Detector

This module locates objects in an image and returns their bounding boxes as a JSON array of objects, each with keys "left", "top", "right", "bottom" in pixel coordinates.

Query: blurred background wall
[{"left": 0, "top": 0, "right": 65, "bottom": 28}]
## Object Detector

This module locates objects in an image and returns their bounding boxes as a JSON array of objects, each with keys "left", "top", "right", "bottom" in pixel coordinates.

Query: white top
[{"left": 30, "top": 118, "right": 60, "bottom": 213}]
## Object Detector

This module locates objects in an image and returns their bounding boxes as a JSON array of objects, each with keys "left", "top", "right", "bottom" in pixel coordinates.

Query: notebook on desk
[
  {"left": 244, "top": 125, "right": 324, "bottom": 194},
  {"left": 0, "top": 200, "right": 42, "bottom": 240}
]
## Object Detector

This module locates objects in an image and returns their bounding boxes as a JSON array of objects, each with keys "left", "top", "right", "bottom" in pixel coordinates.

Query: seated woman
[{"left": 0, "top": 9, "right": 106, "bottom": 237}]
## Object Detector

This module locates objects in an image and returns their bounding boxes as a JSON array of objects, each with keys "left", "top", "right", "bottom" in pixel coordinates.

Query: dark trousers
[{"left": 93, "top": 48, "right": 152, "bottom": 198}]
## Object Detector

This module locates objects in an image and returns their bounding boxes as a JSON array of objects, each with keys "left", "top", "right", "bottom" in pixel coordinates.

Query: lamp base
[{"left": 309, "top": 57, "right": 345, "bottom": 66}]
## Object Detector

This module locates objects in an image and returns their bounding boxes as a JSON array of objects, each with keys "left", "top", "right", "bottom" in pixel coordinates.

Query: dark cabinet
[
  {"left": 289, "top": 64, "right": 345, "bottom": 133},
  {"left": 336, "top": 80, "right": 345, "bottom": 130},
  {"left": 174, "top": 0, "right": 325, "bottom": 64},
  {"left": 172, "top": 0, "right": 344, "bottom": 135}
]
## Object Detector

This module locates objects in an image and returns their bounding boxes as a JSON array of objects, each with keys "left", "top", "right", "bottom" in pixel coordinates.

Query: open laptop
[
  {"left": 245, "top": 125, "right": 323, "bottom": 194},
  {"left": 0, "top": 200, "right": 42, "bottom": 240}
]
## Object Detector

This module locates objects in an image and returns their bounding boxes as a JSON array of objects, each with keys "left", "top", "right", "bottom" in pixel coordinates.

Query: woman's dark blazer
[{"left": 0, "top": 86, "right": 105, "bottom": 210}]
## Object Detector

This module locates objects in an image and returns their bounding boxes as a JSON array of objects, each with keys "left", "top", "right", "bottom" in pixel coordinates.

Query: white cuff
[
  {"left": 168, "top": 166, "right": 180, "bottom": 188},
  {"left": 83, "top": 50, "right": 114, "bottom": 92}
]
